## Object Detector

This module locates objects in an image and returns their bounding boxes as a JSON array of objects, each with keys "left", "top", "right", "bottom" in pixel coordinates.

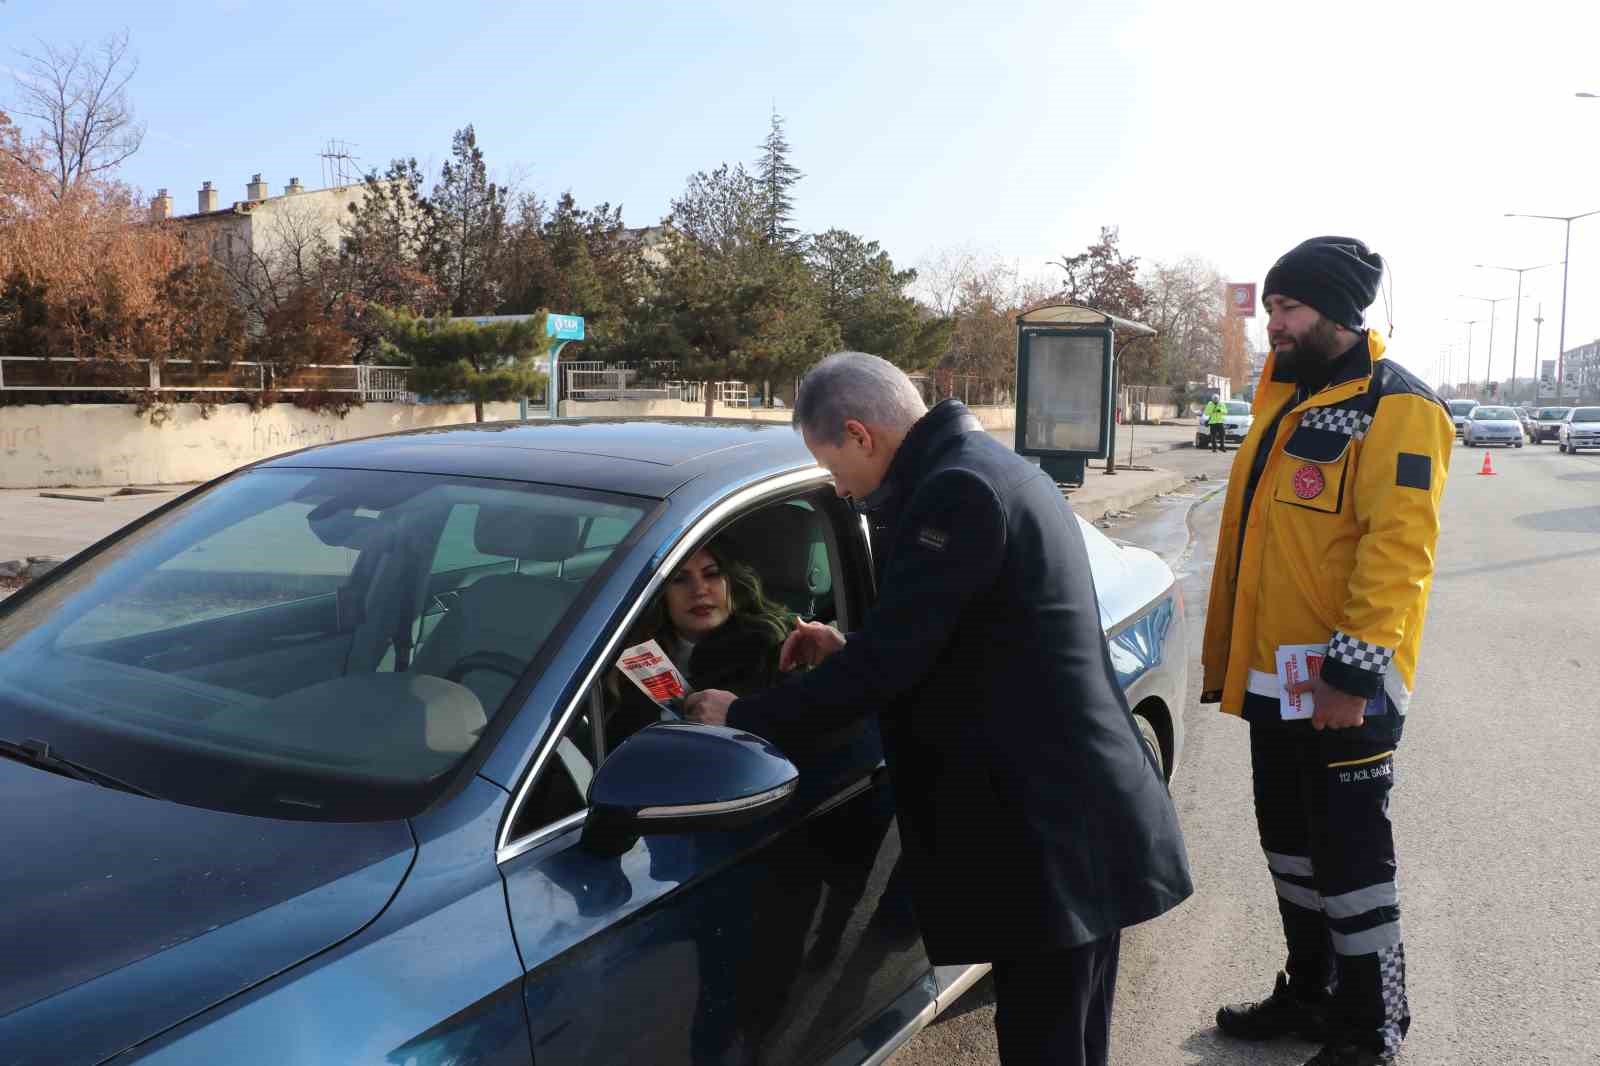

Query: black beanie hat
[{"left": 1262, "top": 236, "right": 1384, "bottom": 331}]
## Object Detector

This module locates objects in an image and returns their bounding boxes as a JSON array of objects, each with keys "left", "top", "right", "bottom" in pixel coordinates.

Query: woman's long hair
[{"left": 631, "top": 535, "right": 794, "bottom": 649}]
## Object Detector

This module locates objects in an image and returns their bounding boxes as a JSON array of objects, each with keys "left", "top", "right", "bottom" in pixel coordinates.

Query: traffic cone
[{"left": 1478, "top": 450, "right": 1496, "bottom": 476}]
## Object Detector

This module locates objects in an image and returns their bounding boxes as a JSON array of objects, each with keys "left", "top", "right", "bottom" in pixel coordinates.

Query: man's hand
[
  {"left": 1288, "top": 676, "right": 1368, "bottom": 730},
  {"left": 684, "top": 689, "right": 736, "bottom": 727},
  {"left": 779, "top": 619, "right": 846, "bottom": 672}
]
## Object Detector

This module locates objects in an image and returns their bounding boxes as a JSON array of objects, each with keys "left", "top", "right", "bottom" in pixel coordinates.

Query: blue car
[{"left": 0, "top": 418, "right": 1187, "bottom": 1065}]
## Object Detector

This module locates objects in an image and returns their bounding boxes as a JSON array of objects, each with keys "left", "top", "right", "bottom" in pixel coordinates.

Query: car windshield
[
  {"left": 1448, "top": 400, "right": 1478, "bottom": 415},
  {"left": 0, "top": 467, "right": 648, "bottom": 821},
  {"left": 1538, "top": 408, "right": 1571, "bottom": 419},
  {"left": 1225, "top": 401, "right": 1251, "bottom": 415},
  {"left": 1473, "top": 407, "right": 1516, "bottom": 419},
  {"left": 1572, "top": 409, "right": 1600, "bottom": 422}
]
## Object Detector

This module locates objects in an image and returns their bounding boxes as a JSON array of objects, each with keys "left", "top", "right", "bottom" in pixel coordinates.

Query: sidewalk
[
  {"left": 987, "top": 420, "right": 1198, "bottom": 519},
  {"left": 1, "top": 486, "right": 189, "bottom": 581}
]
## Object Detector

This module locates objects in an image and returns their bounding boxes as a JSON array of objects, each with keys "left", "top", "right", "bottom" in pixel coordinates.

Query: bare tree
[
  {"left": 216, "top": 199, "right": 341, "bottom": 331},
  {"left": 7, "top": 29, "right": 145, "bottom": 201}
]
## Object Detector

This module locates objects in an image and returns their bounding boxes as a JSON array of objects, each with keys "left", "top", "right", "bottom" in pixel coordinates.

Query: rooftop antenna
[{"left": 319, "top": 139, "right": 362, "bottom": 189}]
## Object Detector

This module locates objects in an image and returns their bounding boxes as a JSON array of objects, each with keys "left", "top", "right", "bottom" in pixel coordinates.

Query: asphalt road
[{"left": 895, "top": 437, "right": 1599, "bottom": 1065}]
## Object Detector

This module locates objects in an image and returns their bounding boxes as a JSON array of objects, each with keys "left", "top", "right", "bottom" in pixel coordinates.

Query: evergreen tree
[
  {"left": 808, "top": 228, "right": 951, "bottom": 370},
  {"left": 429, "top": 125, "right": 507, "bottom": 316},
  {"left": 373, "top": 306, "right": 546, "bottom": 423},
  {"left": 625, "top": 233, "right": 838, "bottom": 416},
  {"left": 755, "top": 108, "right": 803, "bottom": 249}
]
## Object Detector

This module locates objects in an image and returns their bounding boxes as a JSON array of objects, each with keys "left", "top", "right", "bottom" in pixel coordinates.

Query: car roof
[{"left": 256, "top": 417, "right": 818, "bottom": 500}]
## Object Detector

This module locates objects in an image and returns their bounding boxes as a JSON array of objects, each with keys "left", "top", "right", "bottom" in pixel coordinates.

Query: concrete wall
[
  {"left": 0, "top": 401, "right": 1019, "bottom": 489},
  {"left": 0, "top": 401, "right": 522, "bottom": 489}
]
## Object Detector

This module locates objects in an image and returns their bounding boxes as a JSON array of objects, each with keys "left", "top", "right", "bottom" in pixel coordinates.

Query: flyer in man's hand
[
  {"left": 1275, "top": 643, "right": 1326, "bottom": 721},
  {"left": 617, "top": 640, "right": 689, "bottom": 707}
]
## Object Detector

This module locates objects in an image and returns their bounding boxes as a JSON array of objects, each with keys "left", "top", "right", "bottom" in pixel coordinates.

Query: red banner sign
[{"left": 1226, "top": 282, "right": 1257, "bottom": 318}]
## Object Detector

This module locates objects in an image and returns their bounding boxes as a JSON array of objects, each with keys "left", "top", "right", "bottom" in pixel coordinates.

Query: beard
[{"left": 1272, "top": 317, "right": 1346, "bottom": 381}]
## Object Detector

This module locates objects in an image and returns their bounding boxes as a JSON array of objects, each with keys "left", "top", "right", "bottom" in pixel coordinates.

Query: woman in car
[{"left": 606, "top": 536, "right": 797, "bottom": 743}]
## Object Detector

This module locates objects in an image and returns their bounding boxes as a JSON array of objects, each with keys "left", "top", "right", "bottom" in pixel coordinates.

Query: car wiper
[{"left": 0, "top": 737, "right": 160, "bottom": 799}]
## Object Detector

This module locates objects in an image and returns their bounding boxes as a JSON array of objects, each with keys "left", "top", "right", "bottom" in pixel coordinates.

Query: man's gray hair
[{"left": 793, "top": 352, "right": 928, "bottom": 445}]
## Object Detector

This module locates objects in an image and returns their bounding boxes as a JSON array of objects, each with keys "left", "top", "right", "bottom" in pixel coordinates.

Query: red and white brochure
[
  {"left": 616, "top": 640, "right": 688, "bottom": 707},
  {"left": 1275, "top": 643, "right": 1327, "bottom": 721}
]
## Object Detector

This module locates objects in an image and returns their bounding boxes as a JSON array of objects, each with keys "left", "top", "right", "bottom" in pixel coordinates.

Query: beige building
[{"left": 151, "top": 175, "right": 369, "bottom": 266}]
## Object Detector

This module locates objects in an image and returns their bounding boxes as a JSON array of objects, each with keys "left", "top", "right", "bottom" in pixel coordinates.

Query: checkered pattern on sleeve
[
  {"left": 1328, "top": 630, "right": 1395, "bottom": 673},
  {"left": 1300, "top": 406, "right": 1375, "bottom": 440}
]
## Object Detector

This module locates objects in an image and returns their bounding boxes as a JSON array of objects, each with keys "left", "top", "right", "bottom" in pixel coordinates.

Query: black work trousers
[
  {"left": 992, "top": 931, "right": 1121, "bottom": 1066},
  {"left": 1209, "top": 423, "right": 1226, "bottom": 451},
  {"left": 1249, "top": 701, "right": 1409, "bottom": 1057}
]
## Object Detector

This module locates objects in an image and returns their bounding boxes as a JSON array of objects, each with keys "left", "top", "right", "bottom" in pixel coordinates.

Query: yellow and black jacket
[{"left": 1202, "top": 330, "right": 1453, "bottom": 716}]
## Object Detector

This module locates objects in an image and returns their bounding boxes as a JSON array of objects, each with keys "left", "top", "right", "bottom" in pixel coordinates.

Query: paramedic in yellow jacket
[{"left": 1203, "top": 237, "right": 1452, "bottom": 1066}]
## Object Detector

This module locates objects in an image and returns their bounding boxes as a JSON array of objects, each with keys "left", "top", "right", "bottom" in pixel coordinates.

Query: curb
[{"left": 1067, "top": 470, "right": 1190, "bottom": 520}]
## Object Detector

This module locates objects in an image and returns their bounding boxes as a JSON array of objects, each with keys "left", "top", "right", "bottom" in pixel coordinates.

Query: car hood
[{"left": 0, "top": 757, "right": 414, "bottom": 1061}]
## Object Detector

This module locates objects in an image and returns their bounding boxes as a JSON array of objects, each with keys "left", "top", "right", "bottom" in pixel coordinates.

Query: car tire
[
  {"left": 1135, "top": 714, "right": 1165, "bottom": 781},
  {"left": 1515, "top": 440, "right": 1523, "bottom": 448},
  {"left": 1559, "top": 441, "right": 1568, "bottom": 453}
]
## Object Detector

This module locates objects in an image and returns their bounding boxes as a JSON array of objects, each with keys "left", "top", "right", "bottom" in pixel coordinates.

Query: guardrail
[{"left": 0, "top": 357, "right": 416, "bottom": 402}]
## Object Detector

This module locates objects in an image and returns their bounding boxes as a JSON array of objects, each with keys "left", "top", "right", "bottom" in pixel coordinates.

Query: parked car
[
  {"left": 1531, "top": 406, "right": 1572, "bottom": 444},
  {"left": 1558, "top": 406, "right": 1600, "bottom": 453},
  {"left": 1463, "top": 405, "right": 1524, "bottom": 448},
  {"left": 1515, "top": 408, "right": 1537, "bottom": 441},
  {"left": 0, "top": 418, "right": 1187, "bottom": 1065},
  {"left": 1194, "top": 399, "right": 1254, "bottom": 449},
  {"left": 1447, "top": 398, "right": 1479, "bottom": 437}
]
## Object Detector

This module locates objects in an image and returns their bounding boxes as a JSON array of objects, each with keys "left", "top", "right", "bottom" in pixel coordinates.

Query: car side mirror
[{"left": 580, "top": 723, "right": 798, "bottom": 856}]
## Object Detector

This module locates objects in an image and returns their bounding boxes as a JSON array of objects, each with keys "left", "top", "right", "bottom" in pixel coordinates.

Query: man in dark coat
[{"left": 686, "top": 351, "right": 1193, "bottom": 1066}]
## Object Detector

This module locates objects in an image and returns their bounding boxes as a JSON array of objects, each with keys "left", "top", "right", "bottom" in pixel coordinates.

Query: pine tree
[
  {"left": 373, "top": 306, "right": 546, "bottom": 423},
  {"left": 755, "top": 108, "right": 803, "bottom": 250},
  {"left": 429, "top": 126, "right": 507, "bottom": 316}
]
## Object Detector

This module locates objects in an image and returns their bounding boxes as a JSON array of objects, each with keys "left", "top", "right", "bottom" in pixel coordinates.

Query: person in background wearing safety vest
[
  {"left": 1201, "top": 237, "right": 1454, "bottom": 1066},
  {"left": 1204, "top": 394, "right": 1228, "bottom": 452}
]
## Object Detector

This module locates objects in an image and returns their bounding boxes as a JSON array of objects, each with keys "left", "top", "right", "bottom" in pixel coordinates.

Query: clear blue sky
[{"left": 6, "top": 0, "right": 1600, "bottom": 388}]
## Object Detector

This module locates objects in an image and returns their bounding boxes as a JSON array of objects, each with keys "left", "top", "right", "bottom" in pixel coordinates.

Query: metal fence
[
  {"left": 908, "top": 372, "right": 1012, "bottom": 407},
  {"left": 564, "top": 365, "right": 752, "bottom": 407},
  {"left": 0, "top": 357, "right": 416, "bottom": 402}
]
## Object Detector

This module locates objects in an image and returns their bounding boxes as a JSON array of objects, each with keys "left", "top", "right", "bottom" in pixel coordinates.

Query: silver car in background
[
  {"left": 1447, "top": 398, "right": 1479, "bottom": 437},
  {"left": 1558, "top": 407, "right": 1600, "bottom": 453},
  {"left": 1532, "top": 406, "right": 1572, "bottom": 444},
  {"left": 1463, "top": 405, "right": 1524, "bottom": 448}
]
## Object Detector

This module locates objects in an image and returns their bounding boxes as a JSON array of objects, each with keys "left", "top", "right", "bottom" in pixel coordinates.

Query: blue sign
[{"left": 547, "top": 314, "right": 585, "bottom": 342}]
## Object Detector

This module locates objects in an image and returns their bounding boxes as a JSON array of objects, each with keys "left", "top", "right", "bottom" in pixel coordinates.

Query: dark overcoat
[{"left": 727, "top": 400, "right": 1193, "bottom": 963}]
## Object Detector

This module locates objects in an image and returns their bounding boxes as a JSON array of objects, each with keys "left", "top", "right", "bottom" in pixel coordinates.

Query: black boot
[
  {"left": 1302, "top": 1041, "right": 1397, "bottom": 1065},
  {"left": 1216, "top": 972, "right": 1329, "bottom": 1041}
]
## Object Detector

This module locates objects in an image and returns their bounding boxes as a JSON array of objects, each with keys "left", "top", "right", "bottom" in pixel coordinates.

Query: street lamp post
[
  {"left": 1474, "top": 262, "right": 1557, "bottom": 405},
  {"left": 1459, "top": 295, "right": 1509, "bottom": 397},
  {"left": 1459, "top": 320, "right": 1477, "bottom": 396},
  {"left": 1505, "top": 209, "right": 1600, "bottom": 404},
  {"left": 1532, "top": 304, "right": 1545, "bottom": 400}
]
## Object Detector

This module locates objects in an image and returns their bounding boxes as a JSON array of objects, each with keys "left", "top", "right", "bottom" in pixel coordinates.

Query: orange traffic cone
[{"left": 1478, "top": 450, "right": 1496, "bottom": 476}]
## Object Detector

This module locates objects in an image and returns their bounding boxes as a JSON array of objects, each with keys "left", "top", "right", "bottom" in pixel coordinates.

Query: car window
[
  {"left": 1538, "top": 408, "right": 1570, "bottom": 419},
  {"left": 1226, "top": 401, "right": 1251, "bottom": 415},
  {"left": 56, "top": 498, "right": 361, "bottom": 648},
  {"left": 0, "top": 467, "right": 647, "bottom": 821},
  {"left": 1571, "top": 409, "right": 1600, "bottom": 422},
  {"left": 429, "top": 503, "right": 515, "bottom": 574},
  {"left": 1473, "top": 407, "right": 1515, "bottom": 419},
  {"left": 1448, "top": 400, "right": 1478, "bottom": 415},
  {"left": 504, "top": 487, "right": 852, "bottom": 843}
]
